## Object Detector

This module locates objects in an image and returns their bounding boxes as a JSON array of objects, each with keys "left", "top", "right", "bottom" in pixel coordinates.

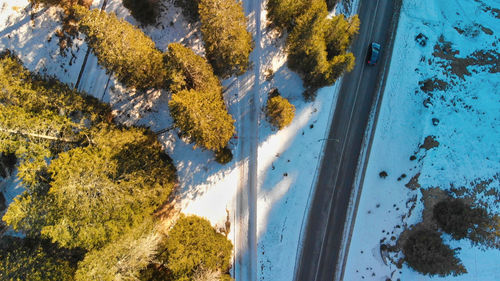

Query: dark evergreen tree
[
  {"left": 434, "top": 198, "right": 500, "bottom": 249},
  {"left": 73, "top": 6, "right": 167, "bottom": 90},
  {"left": 123, "top": 0, "right": 160, "bottom": 25},
  {"left": 0, "top": 236, "right": 79, "bottom": 281},
  {"left": 403, "top": 229, "right": 466, "bottom": 277},
  {"left": 199, "top": 0, "right": 253, "bottom": 78},
  {"left": 174, "top": 0, "right": 201, "bottom": 22}
]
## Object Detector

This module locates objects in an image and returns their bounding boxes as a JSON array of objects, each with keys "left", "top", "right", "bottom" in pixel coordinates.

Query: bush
[
  {"left": 74, "top": 6, "right": 167, "bottom": 90},
  {"left": 199, "top": 0, "right": 253, "bottom": 78},
  {"left": 266, "top": 93, "right": 295, "bottom": 130},
  {"left": 215, "top": 147, "right": 233, "bottom": 164},
  {"left": 403, "top": 228, "right": 466, "bottom": 277},
  {"left": 123, "top": 0, "right": 160, "bottom": 25}
]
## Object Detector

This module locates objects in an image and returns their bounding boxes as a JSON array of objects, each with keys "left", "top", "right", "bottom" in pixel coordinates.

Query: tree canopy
[
  {"left": 199, "top": 0, "right": 253, "bottom": 78},
  {"left": 1, "top": 52, "right": 177, "bottom": 250},
  {"left": 157, "top": 215, "right": 233, "bottom": 281},
  {"left": 0, "top": 236, "right": 79, "bottom": 281},
  {"left": 166, "top": 43, "right": 235, "bottom": 151},
  {"left": 73, "top": 6, "right": 167, "bottom": 90},
  {"left": 267, "top": 0, "right": 359, "bottom": 90}
]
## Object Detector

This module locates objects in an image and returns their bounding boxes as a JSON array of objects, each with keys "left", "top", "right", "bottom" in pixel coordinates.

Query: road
[{"left": 294, "top": 0, "right": 397, "bottom": 280}]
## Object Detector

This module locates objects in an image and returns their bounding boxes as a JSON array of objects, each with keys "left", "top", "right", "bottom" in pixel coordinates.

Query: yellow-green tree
[
  {"left": 74, "top": 6, "right": 167, "bottom": 90},
  {"left": 199, "top": 0, "right": 253, "bottom": 78},
  {"left": 157, "top": 215, "right": 233, "bottom": 281},
  {"left": 267, "top": 0, "right": 359, "bottom": 90},
  {"left": 166, "top": 43, "right": 235, "bottom": 151},
  {"left": 266, "top": 95, "right": 295, "bottom": 130}
]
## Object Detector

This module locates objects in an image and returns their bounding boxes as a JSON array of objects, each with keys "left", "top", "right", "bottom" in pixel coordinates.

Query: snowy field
[
  {"left": 344, "top": 0, "right": 500, "bottom": 280},
  {"left": 0, "top": 1, "right": 351, "bottom": 280}
]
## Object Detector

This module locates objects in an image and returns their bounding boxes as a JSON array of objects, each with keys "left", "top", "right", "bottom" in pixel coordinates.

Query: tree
[
  {"left": 199, "top": 0, "right": 253, "bottom": 78},
  {"left": 73, "top": 6, "right": 167, "bottom": 90},
  {"left": 0, "top": 236, "right": 79, "bottom": 281},
  {"left": 38, "top": 125, "right": 176, "bottom": 250},
  {"left": 165, "top": 43, "right": 221, "bottom": 93},
  {"left": 169, "top": 89, "right": 235, "bottom": 151},
  {"left": 157, "top": 215, "right": 233, "bottom": 281},
  {"left": 267, "top": 0, "right": 358, "bottom": 90},
  {"left": 75, "top": 220, "right": 160, "bottom": 281},
  {"left": 123, "top": 0, "right": 160, "bottom": 25},
  {"left": 433, "top": 198, "right": 500, "bottom": 249},
  {"left": 266, "top": 0, "right": 308, "bottom": 31},
  {"left": 266, "top": 94, "right": 295, "bottom": 130},
  {"left": 403, "top": 228, "right": 466, "bottom": 277},
  {"left": 165, "top": 43, "right": 235, "bottom": 151}
]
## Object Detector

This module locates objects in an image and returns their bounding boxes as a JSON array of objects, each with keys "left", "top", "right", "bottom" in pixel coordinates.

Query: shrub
[
  {"left": 266, "top": 94, "right": 295, "bottom": 130},
  {"left": 123, "top": 0, "right": 160, "bottom": 25},
  {"left": 199, "top": 0, "right": 253, "bottom": 78},
  {"left": 403, "top": 228, "right": 466, "bottom": 277},
  {"left": 215, "top": 147, "right": 233, "bottom": 164}
]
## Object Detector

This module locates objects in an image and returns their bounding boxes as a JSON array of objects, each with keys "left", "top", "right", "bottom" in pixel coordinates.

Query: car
[{"left": 367, "top": 42, "right": 381, "bottom": 65}]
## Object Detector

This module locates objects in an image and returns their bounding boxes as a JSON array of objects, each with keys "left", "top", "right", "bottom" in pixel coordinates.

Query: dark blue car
[{"left": 367, "top": 42, "right": 381, "bottom": 65}]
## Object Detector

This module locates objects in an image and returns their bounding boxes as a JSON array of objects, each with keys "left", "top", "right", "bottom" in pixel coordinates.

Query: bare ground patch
[{"left": 432, "top": 35, "right": 500, "bottom": 79}]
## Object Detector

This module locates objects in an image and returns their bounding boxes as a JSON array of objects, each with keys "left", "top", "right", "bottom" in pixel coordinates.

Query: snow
[{"left": 343, "top": 0, "right": 500, "bottom": 280}]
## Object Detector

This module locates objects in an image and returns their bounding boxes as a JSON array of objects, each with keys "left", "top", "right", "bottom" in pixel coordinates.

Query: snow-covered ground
[{"left": 344, "top": 0, "right": 500, "bottom": 280}]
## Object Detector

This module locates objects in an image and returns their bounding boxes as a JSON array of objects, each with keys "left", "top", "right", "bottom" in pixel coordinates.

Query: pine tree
[
  {"left": 165, "top": 43, "right": 221, "bottom": 93},
  {"left": 73, "top": 6, "right": 167, "bottom": 90},
  {"left": 123, "top": 0, "right": 160, "bottom": 25},
  {"left": 75, "top": 219, "right": 160, "bottom": 281},
  {"left": 38, "top": 125, "right": 176, "bottom": 250},
  {"left": 165, "top": 43, "right": 235, "bottom": 151},
  {"left": 169, "top": 89, "right": 235, "bottom": 151},
  {"left": 199, "top": 0, "right": 253, "bottom": 78},
  {"left": 266, "top": 94, "right": 295, "bottom": 130},
  {"left": 433, "top": 198, "right": 500, "bottom": 249},
  {"left": 267, "top": 0, "right": 359, "bottom": 90},
  {"left": 266, "top": 0, "right": 308, "bottom": 31},
  {"left": 0, "top": 236, "right": 79, "bottom": 281},
  {"left": 157, "top": 215, "right": 233, "bottom": 280},
  {"left": 403, "top": 228, "right": 466, "bottom": 277}
]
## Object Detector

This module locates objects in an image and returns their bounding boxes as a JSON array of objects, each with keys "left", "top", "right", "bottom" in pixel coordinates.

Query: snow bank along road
[{"left": 294, "top": 0, "right": 398, "bottom": 280}]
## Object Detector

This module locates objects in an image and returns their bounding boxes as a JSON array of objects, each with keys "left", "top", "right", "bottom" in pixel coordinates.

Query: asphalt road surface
[{"left": 294, "top": 0, "right": 397, "bottom": 280}]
